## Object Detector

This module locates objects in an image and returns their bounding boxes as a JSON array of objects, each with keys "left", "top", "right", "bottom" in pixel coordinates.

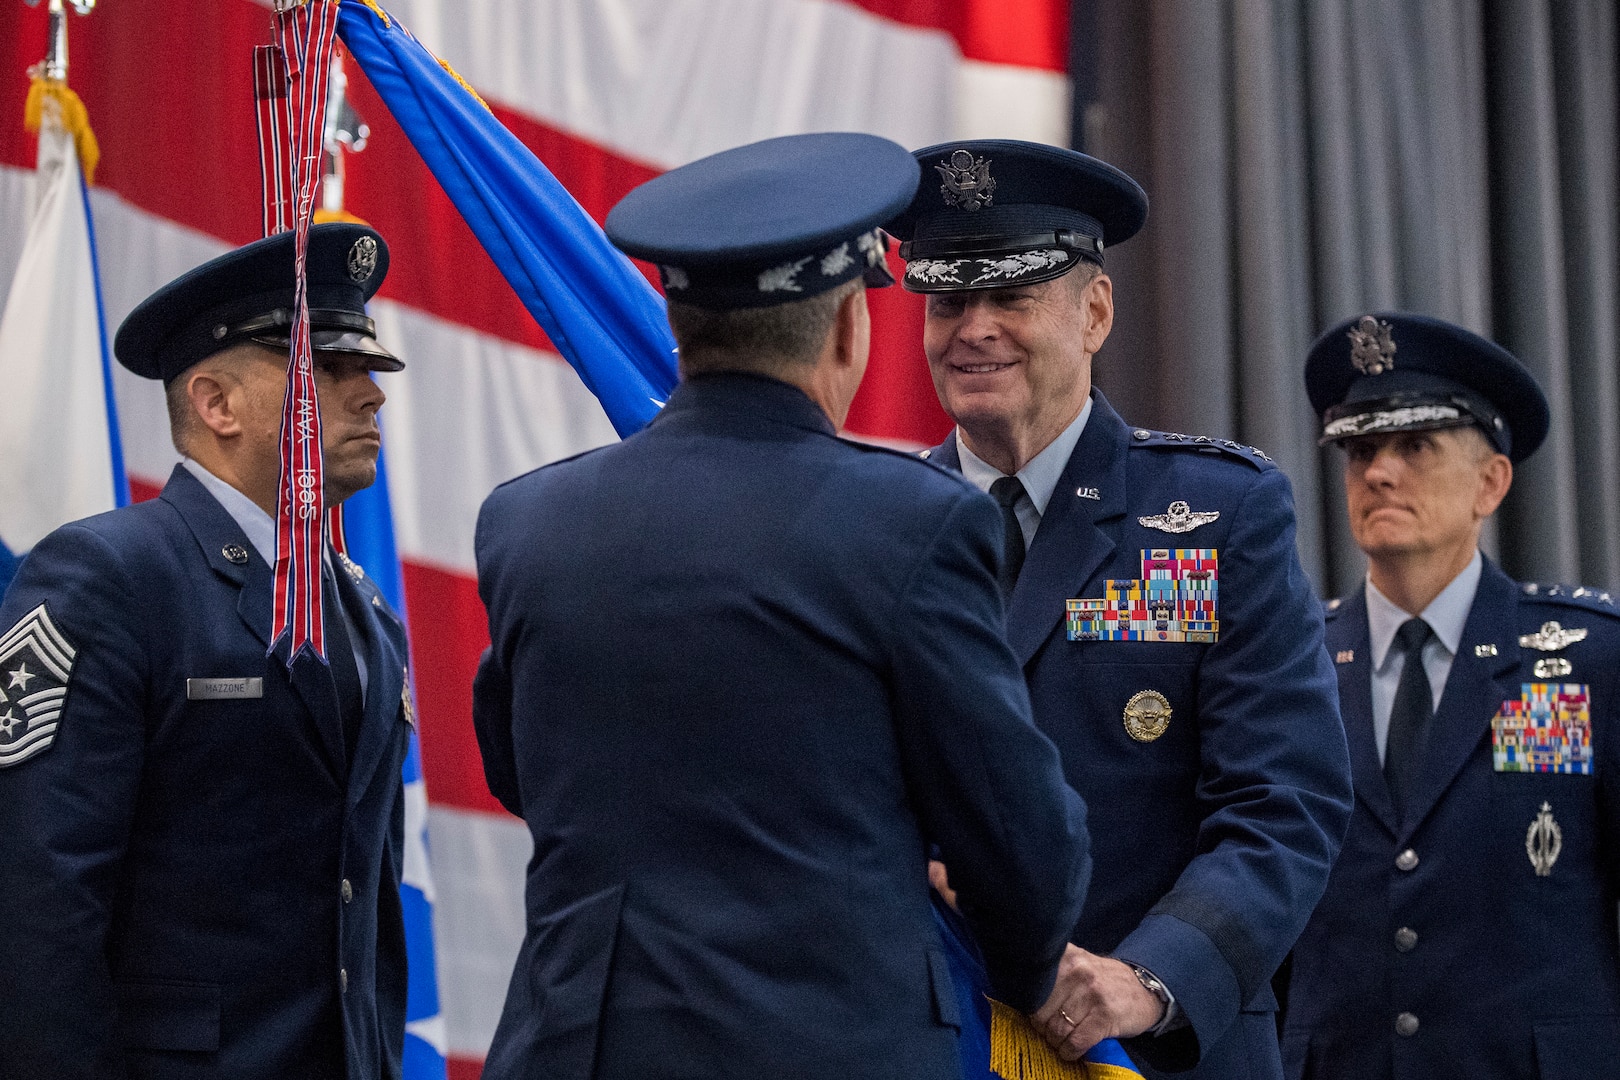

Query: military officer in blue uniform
[
  {"left": 1281, "top": 313, "right": 1620, "bottom": 1079},
  {"left": 885, "top": 140, "right": 1354, "bottom": 1077},
  {"left": 0, "top": 223, "right": 413, "bottom": 1080},
  {"left": 472, "top": 133, "right": 1092, "bottom": 1080}
]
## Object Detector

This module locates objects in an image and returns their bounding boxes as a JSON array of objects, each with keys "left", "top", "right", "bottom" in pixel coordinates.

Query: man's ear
[
  {"left": 1081, "top": 272, "right": 1114, "bottom": 356},
  {"left": 832, "top": 285, "right": 870, "bottom": 370},
  {"left": 1475, "top": 452, "right": 1513, "bottom": 520},
  {"left": 187, "top": 368, "right": 242, "bottom": 439}
]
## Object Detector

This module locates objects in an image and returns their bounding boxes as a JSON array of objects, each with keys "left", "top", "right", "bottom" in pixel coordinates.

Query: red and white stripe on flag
[{"left": 0, "top": 1, "right": 1069, "bottom": 1072}]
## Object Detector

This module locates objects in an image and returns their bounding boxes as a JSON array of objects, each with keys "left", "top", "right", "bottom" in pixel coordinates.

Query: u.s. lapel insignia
[
  {"left": 0, "top": 604, "right": 77, "bottom": 768},
  {"left": 1075, "top": 487, "right": 1101, "bottom": 501},
  {"left": 1475, "top": 644, "right": 1499, "bottom": 658},
  {"left": 1526, "top": 801, "right": 1562, "bottom": 877},
  {"left": 1138, "top": 501, "right": 1220, "bottom": 534},
  {"left": 401, "top": 667, "right": 416, "bottom": 728},
  {"left": 1335, "top": 650, "right": 1355, "bottom": 664},
  {"left": 1123, "top": 690, "right": 1172, "bottom": 742},
  {"left": 1520, "top": 621, "right": 1587, "bottom": 652},
  {"left": 1492, "top": 683, "right": 1592, "bottom": 774}
]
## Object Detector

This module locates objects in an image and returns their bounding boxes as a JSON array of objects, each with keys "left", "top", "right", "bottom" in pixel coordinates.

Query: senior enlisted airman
[
  {"left": 471, "top": 133, "right": 1092, "bottom": 1080},
  {"left": 0, "top": 224, "right": 413, "bottom": 1080},
  {"left": 1281, "top": 313, "right": 1620, "bottom": 1079},
  {"left": 884, "top": 140, "right": 1354, "bottom": 1078}
]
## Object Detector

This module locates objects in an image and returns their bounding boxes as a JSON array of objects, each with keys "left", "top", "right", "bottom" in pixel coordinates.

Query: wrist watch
[{"left": 1127, "top": 962, "right": 1172, "bottom": 1024}]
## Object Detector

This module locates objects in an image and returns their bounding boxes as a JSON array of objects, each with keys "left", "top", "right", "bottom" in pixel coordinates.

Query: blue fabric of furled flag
[
  {"left": 337, "top": 3, "right": 678, "bottom": 437},
  {"left": 933, "top": 893, "right": 1144, "bottom": 1078},
  {"left": 341, "top": 443, "right": 448, "bottom": 1080}
]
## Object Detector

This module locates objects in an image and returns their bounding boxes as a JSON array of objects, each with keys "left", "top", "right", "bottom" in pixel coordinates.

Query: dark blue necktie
[
  {"left": 1384, "top": 617, "right": 1435, "bottom": 822},
  {"left": 989, "top": 476, "right": 1028, "bottom": 601}
]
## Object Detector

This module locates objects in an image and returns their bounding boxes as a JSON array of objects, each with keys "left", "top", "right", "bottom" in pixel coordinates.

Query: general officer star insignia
[
  {"left": 1138, "top": 501, "right": 1220, "bottom": 534},
  {"left": 0, "top": 604, "right": 78, "bottom": 768}
]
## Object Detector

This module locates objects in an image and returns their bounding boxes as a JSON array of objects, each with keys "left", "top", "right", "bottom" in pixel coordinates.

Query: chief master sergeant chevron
[
  {"left": 1282, "top": 313, "right": 1620, "bottom": 1079},
  {"left": 471, "top": 132, "right": 1091, "bottom": 1080},
  {"left": 884, "top": 141, "right": 1353, "bottom": 1077},
  {"left": 0, "top": 223, "right": 413, "bottom": 1080}
]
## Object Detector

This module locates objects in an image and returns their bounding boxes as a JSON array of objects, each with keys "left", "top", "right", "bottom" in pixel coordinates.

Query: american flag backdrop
[{"left": 0, "top": 2, "right": 1071, "bottom": 1074}]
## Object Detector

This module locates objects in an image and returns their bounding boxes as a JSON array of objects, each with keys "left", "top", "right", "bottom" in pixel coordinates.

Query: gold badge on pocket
[{"left": 1124, "top": 690, "right": 1172, "bottom": 742}]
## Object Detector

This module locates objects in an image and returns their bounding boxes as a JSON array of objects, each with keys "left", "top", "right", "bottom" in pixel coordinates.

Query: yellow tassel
[
  {"left": 23, "top": 76, "right": 100, "bottom": 185},
  {"left": 314, "top": 207, "right": 371, "bottom": 226},
  {"left": 355, "top": 0, "right": 392, "bottom": 27},
  {"left": 988, "top": 999, "right": 1096, "bottom": 1080},
  {"left": 437, "top": 57, "right": 493, "bottom": 114}
]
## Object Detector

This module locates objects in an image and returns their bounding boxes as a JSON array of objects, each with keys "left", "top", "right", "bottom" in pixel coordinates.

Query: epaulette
[
  {"left": 833, "top": 438, "right": 977, "bottom": 488},
  {"left": 1128, "top": 428, "right": 1274, "bottom": 471},
  {"left": 1520, "top": 582, "right": 1620, "bottom": 618}
]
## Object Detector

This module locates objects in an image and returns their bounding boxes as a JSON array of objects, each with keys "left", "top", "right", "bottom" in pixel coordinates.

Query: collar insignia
[
  {"left": 936, "top": 150, "right": 996, "bottom": 212},
  {"left": 1138, "top": 501, "right": 1220, "bottom": 534},
  {"left": 1519, "top": 620, "right": 1587, "bottom": 652},
  {"left": 1347, "top": 315, "right": 1396, "bottom": 375}
]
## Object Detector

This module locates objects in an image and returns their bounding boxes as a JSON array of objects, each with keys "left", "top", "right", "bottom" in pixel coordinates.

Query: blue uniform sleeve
[
  {"left": 1113, "top": 466, "right": 1353, "bottom": 1071},
  {"left": 0, "top": 525, "right": 151, "bottom": 1080},
  {"left": 889, "top": 488, "right": 1092, "bottom": 1014},
  {"left": 472, "top": 644, "right": 523, "bottom": 818}
]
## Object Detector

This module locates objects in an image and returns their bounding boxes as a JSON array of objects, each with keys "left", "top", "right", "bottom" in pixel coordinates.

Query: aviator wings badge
[
  {"left": 1520, "top": 621, "right": 1588, "bottom": 652},
  {"left": 937, "top": 150, "right": 995, "bottom": 212},
  {"left": 1139, "top": 501, "right": 1220, "bottom": 534}
]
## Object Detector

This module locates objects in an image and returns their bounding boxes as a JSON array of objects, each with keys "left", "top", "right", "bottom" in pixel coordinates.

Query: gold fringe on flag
[
  {"left": 436, "top": 57, "right": 492, "bottom": 113},
  {"left": 988, "top": 999, "right": 1142, "bottom": 1080},
  {"left": 24, "top": 76, "right": 99, "bottom": 184},
  {"left": 356, "top": 0, "right": 393, "bottom": 27}
]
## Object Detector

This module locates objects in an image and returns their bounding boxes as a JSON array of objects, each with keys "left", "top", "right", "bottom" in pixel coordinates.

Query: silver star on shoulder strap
[
  {"left": 1518, "top": 621, "right": 1588, "bottom": 652},
  {"left": 1138, "top": 501, "right": 1220, "bottom": 534}
]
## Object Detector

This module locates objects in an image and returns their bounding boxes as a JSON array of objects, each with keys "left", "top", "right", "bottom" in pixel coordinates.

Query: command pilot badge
[
  {"left": 0, "top": 605, "right": 78, "bottom": 768},
  {"left": 1123, "top": 690, "right": 1172, "bottom": 742},
  {"left": 1526, "top": 801, "right": 1561, "bottom": 877},
  {"left": 936, "top": 150, "right": 996, "bottom": 211},
  {"left": 1139, "top": 501, "right": 1220, "bottom": 534}
]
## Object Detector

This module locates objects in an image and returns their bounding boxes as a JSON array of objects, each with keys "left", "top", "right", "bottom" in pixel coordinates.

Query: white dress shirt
[
  {"left": 1364, "top": 550, "right": 1483, "bottom": 764},
  {"left": 182, "top": 458, "right": 369, "bottom": 698},
  {"left": 956, "top": 395, "right": 1094, "bottom": 549}
]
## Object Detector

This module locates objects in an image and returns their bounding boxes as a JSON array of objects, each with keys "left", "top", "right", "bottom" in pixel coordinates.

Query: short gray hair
[{"left": 667, "top": 277, "right": 862, "bottom": 377}]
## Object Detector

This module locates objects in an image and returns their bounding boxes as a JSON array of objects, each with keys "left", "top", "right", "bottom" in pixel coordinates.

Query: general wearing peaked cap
[
  {"left": 114, "top": 222, "right": 402, "bottom": 383},
  {"left": 884, "top": 139, "right": 1148, "bottom": 293},
  {"left": 604, "top": 132, "right": 920, "bottom": 311},
  {"left": 1305, "top": 311, "right": 1549, "bottom": 463}
]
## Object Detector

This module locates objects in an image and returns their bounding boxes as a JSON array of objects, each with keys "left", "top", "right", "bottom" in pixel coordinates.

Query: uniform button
[
  {"left": 340, "top": 968, "right": 348, "bottom": 993},
  {"left": 1394, "top": 927, "right": 1418, "bottom": 952},
  {"left": 1395, "top": 1012, "right": 1419, "bottom": 1037},
  {"left": 1133, "top": 429, "right": 1151, "bottom": 440},
  {"left": 1396, "top": 848, "right": 1419, "bottom": 871},
  {"left": 341, "top": 879, "right": 353, "bottom": 903}
]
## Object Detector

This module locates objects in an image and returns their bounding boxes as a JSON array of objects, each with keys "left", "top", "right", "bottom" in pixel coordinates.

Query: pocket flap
[{"left": 115, "top": 980, "right": 221, "bottom": 1052}]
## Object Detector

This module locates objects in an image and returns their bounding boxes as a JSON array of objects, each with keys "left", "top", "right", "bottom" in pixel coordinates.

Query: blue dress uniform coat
[
  {"left": 472, "top": 374, "right": 1092, "bottom": 1080},
  {"left": 1282, "top": 559, "right": 1620, "bottom": 1080},
  {"left": 929, "top": 390, "right": 1354, "bottom": 1078},
  {"left": 0, "top": 465, "right": 412, "bottom": 1080}
]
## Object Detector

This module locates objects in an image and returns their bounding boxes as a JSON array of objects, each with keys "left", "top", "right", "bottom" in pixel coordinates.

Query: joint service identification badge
[
  {"left": 1491, "top": 683, "right": 1592, "bottom": 774},
  {"left": 1067, "top": 549, "right": 1218, "bottom": 643}
]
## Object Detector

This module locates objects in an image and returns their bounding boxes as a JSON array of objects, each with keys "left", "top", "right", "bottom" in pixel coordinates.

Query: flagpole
[{"left": 27, "top": 0, "right": 97, "bottom": 84}]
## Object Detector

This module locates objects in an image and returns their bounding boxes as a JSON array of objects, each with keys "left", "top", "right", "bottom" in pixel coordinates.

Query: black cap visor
[{"left": 1320, "top": 389, "right": 1510, "bottom": 455}]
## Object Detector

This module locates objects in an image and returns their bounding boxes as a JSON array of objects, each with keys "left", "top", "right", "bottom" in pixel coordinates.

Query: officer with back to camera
[
  {"left": 471, "top": 132, "right": 1092, "bottom": 1080},
  {"left": 0, "top": 223, "right": 413, "bottom": 1080},
  {"left": 884, "top": 140, "right": 1354, "bottom": 1078},
  {"left": 1282, "top": 312, "right": 1620, "bottom": 1080}
]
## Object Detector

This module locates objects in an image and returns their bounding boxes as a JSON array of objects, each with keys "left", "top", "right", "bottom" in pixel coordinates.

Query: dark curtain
[{"left": 1071, "top": 0, "right": 1620, "bottom": 597}]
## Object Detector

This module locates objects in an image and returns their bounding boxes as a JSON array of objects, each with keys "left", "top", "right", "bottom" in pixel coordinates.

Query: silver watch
[{"left": 1127, "top": 962, "right": 1171, "bottom": 1021}]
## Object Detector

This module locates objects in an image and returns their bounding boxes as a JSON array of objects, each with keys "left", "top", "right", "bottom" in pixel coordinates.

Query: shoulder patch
[
  {"left": 1129, "top": 429, "right": 1274, "bottom": 471},
  {"left": 0, "top": 604, "right": 77, "bottom": 767},
  {"left": 1520, "top": 583, "right": 1620, "bottom": 618}
]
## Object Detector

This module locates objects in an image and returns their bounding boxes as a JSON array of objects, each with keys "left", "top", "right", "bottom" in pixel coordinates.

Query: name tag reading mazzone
[{"left": 186, "top": 678, "right": 264, "bottom": 701}]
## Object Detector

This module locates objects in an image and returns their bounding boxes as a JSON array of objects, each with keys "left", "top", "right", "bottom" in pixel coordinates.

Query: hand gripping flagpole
[{"left": 260, "top": 0, "right": 342, "bottom": 666}]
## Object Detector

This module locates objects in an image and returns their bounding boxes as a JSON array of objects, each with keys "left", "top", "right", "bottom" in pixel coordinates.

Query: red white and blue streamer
[{"left": 265, "top": 0, "right": 341, "bottom": 664}]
